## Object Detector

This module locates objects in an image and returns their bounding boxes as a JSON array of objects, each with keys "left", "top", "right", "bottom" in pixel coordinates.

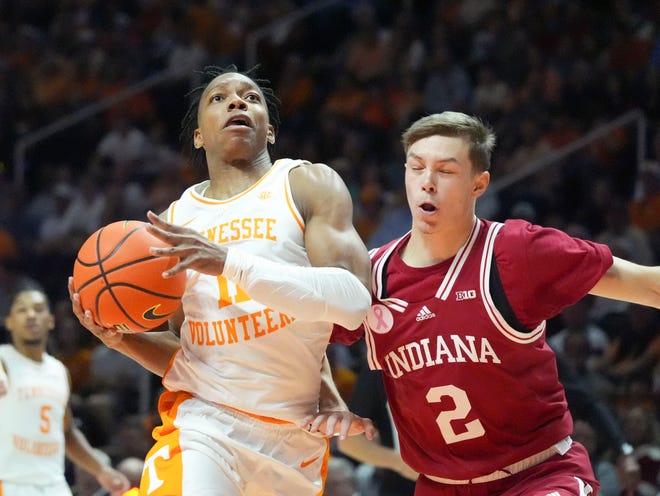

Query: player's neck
[
  {"left": 205, "top": 154, "right": 272, "bottom": 199},
  {"left": 404, "top": 220, "right": 475, "bottom": 267},
  {"left": 14, "top": 342, "right": 45, "bottom": 362}
]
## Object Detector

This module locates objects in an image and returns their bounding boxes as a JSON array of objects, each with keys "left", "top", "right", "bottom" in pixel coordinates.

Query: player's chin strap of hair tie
[{"left": 222, "top": 248, "right": 370, "bottom": 330}]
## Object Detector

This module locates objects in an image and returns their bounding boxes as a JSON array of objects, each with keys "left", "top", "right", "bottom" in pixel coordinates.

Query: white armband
[{"left": 222, "top": 248, "right": 370, "bottom": 330}]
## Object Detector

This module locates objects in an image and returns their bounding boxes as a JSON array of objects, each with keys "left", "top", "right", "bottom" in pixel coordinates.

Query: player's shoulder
[
  {"left": 495, "top": 218, "right": 572, "bottom": 249},
  {"left": 288, "top": 159, "right": 341, "bottom": 185},
  {"left": 287, "top": 159, "right": 352, "bottom": 211},
  {"left": 0, "top": 343, "right": 10, "bottom": 359},
  {"left": 43, "top": 352, "right": 66, "bottom": 368}
]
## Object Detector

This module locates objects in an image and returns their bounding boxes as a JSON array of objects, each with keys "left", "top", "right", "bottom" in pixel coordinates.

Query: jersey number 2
[{"left": 426, "top": 385, "right": 485, "bottom": 444}]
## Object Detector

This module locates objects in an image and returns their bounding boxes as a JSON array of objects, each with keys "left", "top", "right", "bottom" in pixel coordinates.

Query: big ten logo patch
[
  {"left": 455, "top": 290, "right": 477, "bottom": 301},
  {"left": 367, "top": 304, "right": 394, "bottom": 334}
]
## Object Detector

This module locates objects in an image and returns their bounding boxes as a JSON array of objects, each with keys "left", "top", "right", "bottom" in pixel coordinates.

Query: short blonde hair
[{"left": 402, "top": 112, "right": 496, "bottom": 171}]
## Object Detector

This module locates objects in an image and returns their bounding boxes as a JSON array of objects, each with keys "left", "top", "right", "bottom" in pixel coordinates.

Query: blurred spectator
[
  {"left": 327, "top": 342, "right": 358, "bottom": 405},
  {"left": 472, "top": 65, "right": 511, "bottom": 119},
  {"left": 422, "top": 46, "right": 471, "bottom": 114},
  {"left": 105, "top": 414, "right": 154, "bottom": 463},
  {"left": 596, "top": 197, "right": 655, "bottom": 266},
  {"left": 628, "top": 159, "right": 660, "bottom": 262},
  {"left": 572, "top": 419, "right": 622, "bottom": 496},
  {"left": 367, "top": 189, "right": 411, "bottom": 250},
  {"left": 0, "top": 229, "right": 43, "bottom": 327},
  {"left": 619, "top": 406, "right": 660, "bottom": 496},
  {"left": 341, "top": 2, "right": 391, "bottom": 86},
  {"left": 275, "top": 53, "right": 316, "bottom": 123},
  {"left": 50, "top": 297, "right": 95, "bottom": 395},
  {"left": 548, "top": 296, "right": 611, "bottom": 373},
  {"left": 88, "top": 345, "right": 153, "bottom": 418},
  {"left": 94, "top": 114, "right": 147, "bottom": 171},
  {"left": 325, "top": 456, "right": 359, "bottom": 496},
  {"left": 598, "top": 305, "right": 660, "bottom": 398},
  {"left": 115, "top": 456, "right": 144, "bottom": 491}
]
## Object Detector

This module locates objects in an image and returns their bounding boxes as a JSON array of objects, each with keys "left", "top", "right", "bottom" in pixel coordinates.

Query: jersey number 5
[
  {"left": 426, "top": 385, "right": 485, "bottom": 444},
  {"left": 40, "top": 405, "right": 52, "bottom": 433}
]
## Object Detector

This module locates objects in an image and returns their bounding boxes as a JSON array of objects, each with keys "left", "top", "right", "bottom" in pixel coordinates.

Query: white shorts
[
  {"left": 0, "top": 480, "right": 72, "bottom": 496},
  {"left": 140, "top": 391, "right": 330, "bottom": 496}
]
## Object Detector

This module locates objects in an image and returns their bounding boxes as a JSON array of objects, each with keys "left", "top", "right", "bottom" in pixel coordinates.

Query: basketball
[{"left": 73, "top": 220, "right": 186, "bottom": 333}]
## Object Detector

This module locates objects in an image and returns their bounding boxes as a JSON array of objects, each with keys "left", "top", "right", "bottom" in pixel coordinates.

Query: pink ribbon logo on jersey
[{"left": 367, "top": 304, "right": 393, "bottom": 334}]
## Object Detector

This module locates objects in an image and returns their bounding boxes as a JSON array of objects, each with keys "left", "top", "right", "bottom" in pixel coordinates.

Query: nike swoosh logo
[
  {"left": 143, "top": 305, "right": 170, "bottom": 320},
  {"left": 300, "top": 455, "right": 320, "bottom": 469}
]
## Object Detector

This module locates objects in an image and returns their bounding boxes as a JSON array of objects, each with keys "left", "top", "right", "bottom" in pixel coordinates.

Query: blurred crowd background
[{"left": 0, "top": 1, "right": 658, "bottom": 495}]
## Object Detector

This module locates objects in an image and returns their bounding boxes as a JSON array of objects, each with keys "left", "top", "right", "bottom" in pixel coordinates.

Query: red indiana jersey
[{"left": 332, "top": 218, "right": 612, "bottom": 480}]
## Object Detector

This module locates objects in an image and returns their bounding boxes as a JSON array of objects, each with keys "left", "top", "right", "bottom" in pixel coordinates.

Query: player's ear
[
  {"left": 472, "top": 171, "right": 490, "bottom": 199},
  {"left": 266, "top": 125, "right": 275, "bottom": 145},
  {"left": 194, "top": 128, "right": 204, "bottom": 149}
]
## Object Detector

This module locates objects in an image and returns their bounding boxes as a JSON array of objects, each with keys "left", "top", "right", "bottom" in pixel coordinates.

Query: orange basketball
[{"left": 73, "top": 220, "right": 186, "bottom": 333}]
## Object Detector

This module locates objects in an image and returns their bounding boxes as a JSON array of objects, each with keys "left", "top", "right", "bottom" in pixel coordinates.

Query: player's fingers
[
  {"left": 336, "top": 416, "right": 351, "bottom": 440},
  {"left": 299, "top": 415, "right": 314, "bottom": 428},
  {"left": 361, "top": 418, "right": 377, "bottom": 440},
  {"left": 146, "top": 223, "right": 188, "bottom": 245},
  {"left": 147, "top": 211, "right": 196, "bottom": 236},
  {"left": 324, "top": 414, "right": 339, "bottom": 437},
  {"left": 308, "top": 414, "right": 327, "bottom": 433}
]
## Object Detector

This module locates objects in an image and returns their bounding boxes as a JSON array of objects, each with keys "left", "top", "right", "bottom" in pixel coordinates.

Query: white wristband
[{"left": 222, "top": 248, "right": 370, "bottom": 330}]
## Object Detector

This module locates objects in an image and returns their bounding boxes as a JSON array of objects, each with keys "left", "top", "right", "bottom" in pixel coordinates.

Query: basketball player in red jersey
[
  {"left": 69, "top": 65, "right": 375, "bottom": 495},
  {"left": 331, "top": 111, "right": 660, "bottom": 496}
]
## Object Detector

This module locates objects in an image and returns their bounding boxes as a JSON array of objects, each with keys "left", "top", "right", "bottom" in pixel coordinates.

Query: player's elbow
[{"left": 337, "top": 282, "right": 371, "bottom": 330}]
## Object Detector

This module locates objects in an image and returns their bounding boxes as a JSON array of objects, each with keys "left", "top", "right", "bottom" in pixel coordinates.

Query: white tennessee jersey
[
  {"left": 163, "top": 159, "right": 331, "bottom": 422},
  {"left": 0, "top": 344, "right": 69, "bottom": 485}
]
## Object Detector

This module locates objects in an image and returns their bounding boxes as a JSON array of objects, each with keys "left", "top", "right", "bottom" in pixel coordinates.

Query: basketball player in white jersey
[
  {"left": 331, "top": 112, "right": 660, "bottom": 496},
  {"left": 0, "top": 289, "right": 130, "bottom": 496},
  {"left": 69, "top": 65, "right": 375, "bottom": 495}
]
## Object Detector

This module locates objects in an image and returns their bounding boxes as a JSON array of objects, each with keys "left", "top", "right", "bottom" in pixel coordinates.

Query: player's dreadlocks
[{"left": 180, "top": 64, "right": 281, "bottom": 171}]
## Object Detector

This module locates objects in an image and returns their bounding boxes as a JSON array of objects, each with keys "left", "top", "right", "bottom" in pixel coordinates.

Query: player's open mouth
[
  {"left": 420, "top": 203, "right": 436, "bottom": 212},
  {"left": 225, "top": 116, "right": 253, "bottom": 128}
]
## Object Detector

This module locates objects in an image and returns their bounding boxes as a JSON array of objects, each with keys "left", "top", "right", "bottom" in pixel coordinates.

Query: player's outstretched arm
[
  {"left": 338, "top": 434, "right": 418, "bottom": 481},
  {"left": 589, "top": 257, "right": 660, "bottom": 309},
  {"left": 301, "top": 355, "right": 376, "bottom": 440}
]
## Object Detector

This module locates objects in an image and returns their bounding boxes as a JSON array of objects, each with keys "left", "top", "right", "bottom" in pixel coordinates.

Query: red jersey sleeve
[
  {"left": 331, "top": 323, "right": 365, "bottom": 345},
  {"left": 494, "top": 219, "right": 613, "bottom": 328}
]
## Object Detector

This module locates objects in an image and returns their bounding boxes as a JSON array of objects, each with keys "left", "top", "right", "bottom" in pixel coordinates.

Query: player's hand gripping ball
[{"left": 73, "top": 220, "right": 186, "bottom": 332}]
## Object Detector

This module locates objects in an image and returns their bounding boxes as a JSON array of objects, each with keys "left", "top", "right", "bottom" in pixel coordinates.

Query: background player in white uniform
[
  {"left": 69, "top": 65, "right": 375, "bottom": 496},
  {"left": 0, "top": 289, "right": 129, "bottom": 496},
  {"left": 332, "top": 112, "right": 660, "bottom": 496}
]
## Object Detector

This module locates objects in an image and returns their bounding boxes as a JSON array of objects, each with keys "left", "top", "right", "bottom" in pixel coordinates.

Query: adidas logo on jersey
[{"left": 416, "top": 305, "right": 436, "bottom": 321}]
